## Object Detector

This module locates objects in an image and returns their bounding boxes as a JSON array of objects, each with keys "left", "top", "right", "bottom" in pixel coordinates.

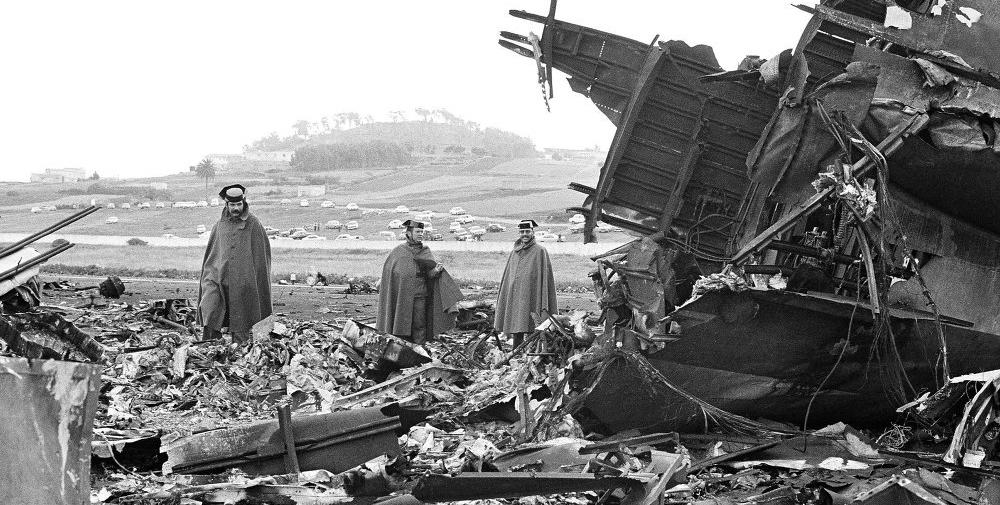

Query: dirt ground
[{"left": 39, "top": 274, "right": 600, "bottom": 324}]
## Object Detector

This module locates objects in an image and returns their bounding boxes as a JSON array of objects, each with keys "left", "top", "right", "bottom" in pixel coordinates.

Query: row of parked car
[
  {"left": 264, "top": 226, "right": 328, "bottom": 241},
  {"left": 323, "top": 220, "right": 359, "bottom": 230},
  {"left": 279, "top": 200, "right": 361, "bottom": 211}
]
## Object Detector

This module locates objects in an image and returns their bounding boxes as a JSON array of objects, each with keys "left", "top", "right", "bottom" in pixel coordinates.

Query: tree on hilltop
[
  {"left": 292, "top": 120, "right": 310, "bottom": 137},
  {"left": 435, "top": 108, "right": 460, "bottom": 125},
  {"left": 196, "top": 158, "right": 216, "bottom": 197}
]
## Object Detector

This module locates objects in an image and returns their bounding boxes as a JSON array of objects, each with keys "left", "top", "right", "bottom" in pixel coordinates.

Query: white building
[
  {"left": 296, "top": 185, "right": 326, "bottom": 197},
  {"left": 29, "top": 167, "right": 88, "bottom": 183},
  {"left": 245, "top": 151, "right": 294, "bottom": 163}
]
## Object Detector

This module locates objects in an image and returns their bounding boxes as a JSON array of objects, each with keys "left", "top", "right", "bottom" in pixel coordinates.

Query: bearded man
[
  {"left": 495, "top": 219, "right": 557, "bottom": 347},
  {"left": 197, "top": 184, "right": 272, "bottom": 342},
  {"left": 377, "top": 220, "right": 462, "bottom": 343}
]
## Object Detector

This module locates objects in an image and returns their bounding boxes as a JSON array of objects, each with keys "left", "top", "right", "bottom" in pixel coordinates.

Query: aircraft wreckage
[{"left": 501, "top": 0, "right": 1000, "bottom": 432}]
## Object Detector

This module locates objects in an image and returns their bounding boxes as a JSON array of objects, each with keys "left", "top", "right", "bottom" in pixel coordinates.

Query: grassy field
[
  {"left": 1, "top": 156, "right": 607, "bottom": 231},
  {"left": 39, "top": 243, "right": 597, "bottom": 289}
]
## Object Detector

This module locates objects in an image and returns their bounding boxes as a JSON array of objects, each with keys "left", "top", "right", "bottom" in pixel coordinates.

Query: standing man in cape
[
  {"left": 378, "top": 220, "right": 463, "bottom": 344},
  {"left": 495, "top": 219, "right": 558, "bottom": 347},
  {"left": 198, "top": 184, "right": 272, "bottom": 343}
]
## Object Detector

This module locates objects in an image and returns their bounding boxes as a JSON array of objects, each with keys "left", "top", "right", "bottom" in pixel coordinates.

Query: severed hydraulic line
[
  {"left": 0, "top": 241, "right": 76, "bottom": 281},
  {"left": 0, "top": 205, "right": 99, "bottom": 259}
]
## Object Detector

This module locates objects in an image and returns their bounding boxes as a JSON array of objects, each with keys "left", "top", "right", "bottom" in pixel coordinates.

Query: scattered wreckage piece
[
  {"left": 325, "top": 362, "right": 465, "bottom": 412},
  {"left": 502, "top": 0, "right": 1000, "bottom": 434},
  {"left": 160, "top": 406, "right": 401, "bottom": 475},
  {"left": 108, "top": 469, "right": 352, "bottom": 505},
  {"left": 411, "top": 472, "right": 643, "bottom": 502},
  {"left": 0, "top": 309, "right": 105, "bottom": 362},
  {"left": 577, "top": 285, "right": 1000, "bottom": 432},
  {"left": 900, "top": 369, "right": 1000, "bottom": 469},
  {"left": 96, "top": 275, "right": 126, "bottom": 299},
  {"left": 849, "top": 469, "right": 985, "bottom": 505},
  {"left": 0, "top": 247, "right": 45, "bottom": 310},
  {"left": 91, "top": 427, "right": 163, "bottom": 470},
  {"left": 0, "top": 206, "right": 99, "bottom": 307},
  {"left": 0, "top": 356, "right": 102, "bottom": 505}
]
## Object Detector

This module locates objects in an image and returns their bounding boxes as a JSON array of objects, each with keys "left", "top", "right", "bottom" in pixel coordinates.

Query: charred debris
[
  {"left": 501, "top": 0, "right": 1000, "bottom": 436},
  {"left": 5, "top": 0, "right": 1000, "bottom": 504}
]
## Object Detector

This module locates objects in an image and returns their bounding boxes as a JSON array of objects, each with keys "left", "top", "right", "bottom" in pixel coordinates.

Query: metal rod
[
  {"left": 689, "top": 440, "right": 781, "bottom": 471},
  {"left": 151, "top": 316, "right": 193, "bottom": 334},
  {"left": 0, "top": 242, "right": 75, "bottom": 280},
  {"left": 0, "top": 206, "right": 98, "bottom": 259},
  {"left": 769, "top": 240, "right": 856, "bottom": 265},
  {"left": 731, "top": 114, "right": 928, "bottom": 265},
  {"left": 276, "top": 404, "right": 300, "bottom": 474}
]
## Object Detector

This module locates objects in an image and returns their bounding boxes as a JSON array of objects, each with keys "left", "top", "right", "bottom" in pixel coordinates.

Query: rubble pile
[{"left": 2, "top": 279, "right": 1000, "bottom": 504}]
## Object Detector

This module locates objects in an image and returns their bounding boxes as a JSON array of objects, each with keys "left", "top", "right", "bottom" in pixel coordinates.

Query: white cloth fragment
[
  {"left": 731, "top": 459, "right": 809, "bottom": 470},
  {"left": 818, "top": 457, "right": 870, "bottom": 471},
  {"left": 885, "top": 5, "right": 913, "bottom": 29},
  {"left": 956, "top": 7, "right": 982, "bottom": 27}
]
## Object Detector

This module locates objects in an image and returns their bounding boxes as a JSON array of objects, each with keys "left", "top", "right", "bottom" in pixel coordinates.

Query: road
[{"left": 0, "top": 232, "right": 625, "bottom": 255}]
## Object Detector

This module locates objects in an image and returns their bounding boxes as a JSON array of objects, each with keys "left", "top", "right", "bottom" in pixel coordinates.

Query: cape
[
  {"left": 377, "top": 242, "right": 463, "bottom": 339},
  {"left": 495, "top": 239, "right": 558, "bottom": 333},
  {"left": 197, "top": 205, "right": 273, "bottom": 334}
]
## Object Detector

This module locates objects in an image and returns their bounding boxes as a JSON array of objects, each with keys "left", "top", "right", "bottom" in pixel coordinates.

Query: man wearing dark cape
[
  {"left": 377, "top": 220, "right": 462, "bottom": 343},
  {"left": 495, "top": 219, "right": 558, "bottom": 346},
  {"left": 198, "top": 184, "right": 272, "bottom": 342}
]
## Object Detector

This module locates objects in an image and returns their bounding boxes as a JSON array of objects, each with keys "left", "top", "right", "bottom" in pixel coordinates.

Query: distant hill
[
  {"left": 307, "top": 121, "right": 535, "bottom": 154},
  {"left": 247, "top": 120, "right": 536, "bottom": 158},
  {"left": 260, "top": 120, "right": 538, "bottom": 173}
]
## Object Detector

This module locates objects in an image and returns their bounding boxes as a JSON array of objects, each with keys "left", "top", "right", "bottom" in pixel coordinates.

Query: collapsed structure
[
  {"left": 7, "top": 1, "right": 1000, "bottom": 504},
  {"left": 501, "top": 0, "right": 1000, "bottom": 432}
]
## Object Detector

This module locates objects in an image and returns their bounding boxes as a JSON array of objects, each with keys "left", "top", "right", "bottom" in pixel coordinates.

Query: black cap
[
  {"left": 219, "top": 184, "right": 246, "bottom": 202},
  {"left": 402, "top": 219, "right": 424, "bottom": 229},
  {"left": 518, "top": 219, "right": 538, "bottom": 230}
]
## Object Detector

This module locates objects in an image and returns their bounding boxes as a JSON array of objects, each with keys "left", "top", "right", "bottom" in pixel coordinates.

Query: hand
[{"left": 430, "top": 264, "right": 444, "bottom": 277}]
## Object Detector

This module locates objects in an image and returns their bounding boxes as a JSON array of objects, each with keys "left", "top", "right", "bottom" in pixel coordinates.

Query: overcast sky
[{"left": 0, "top": 1, "right": 811, "bottom": 181}]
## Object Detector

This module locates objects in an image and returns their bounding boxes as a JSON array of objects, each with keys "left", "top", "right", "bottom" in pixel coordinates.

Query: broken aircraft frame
[{"left": 501, "top": 0, "right": 1000, "bottom": 431}]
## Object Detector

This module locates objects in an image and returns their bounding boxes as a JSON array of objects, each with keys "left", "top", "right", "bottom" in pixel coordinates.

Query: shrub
[{"left": 127, "top": 237, "right": 148, "bottom": 246}]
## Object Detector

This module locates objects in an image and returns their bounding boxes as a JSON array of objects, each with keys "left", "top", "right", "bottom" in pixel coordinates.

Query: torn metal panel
[
  {"left": 161, "top": 407, "right": 401, "bottom": 475},
  {"left": 886, "top": 134, "right": 1000, "bottom": 237},
  {"left": 0, "top": 310, "right": 105, "bottom": 362},
  {"left": 492, "top": 439, "right": 592, "bottom": 472},
  {"left": 411, "top": 472, "right": 641, "bottom": 502},
  {"left": 803, "top": 0, "right": 1000, "bottom": 79},
  {"left": 581, "top": 288, "right": 1000, "bottom": 432},
  {"left": 854, "top": 474, "right": 948, "bottom": 505},
  {"left": 886, "top": 189, "right": 1000, "bottom": 334},
  {"left": 731, "top": 112, "right": 929, "bottom": 265},
  {"left": 325, "top": 363, "right": 465, "bottom": 411},
  {"left": 92, "top": 428, "right": 163, "bottom": 470},
  {"left": 0, "top": 357, "right": 102, "bottom": 505},
  {"left": 201, "top": 486, "right": 360, "bottom": 505},
  {"left": 0, "top": 247, "right": 42, "bottom": 299},
  {"left": 747, "top": 61, "right": 881, "bottom": 206}
]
